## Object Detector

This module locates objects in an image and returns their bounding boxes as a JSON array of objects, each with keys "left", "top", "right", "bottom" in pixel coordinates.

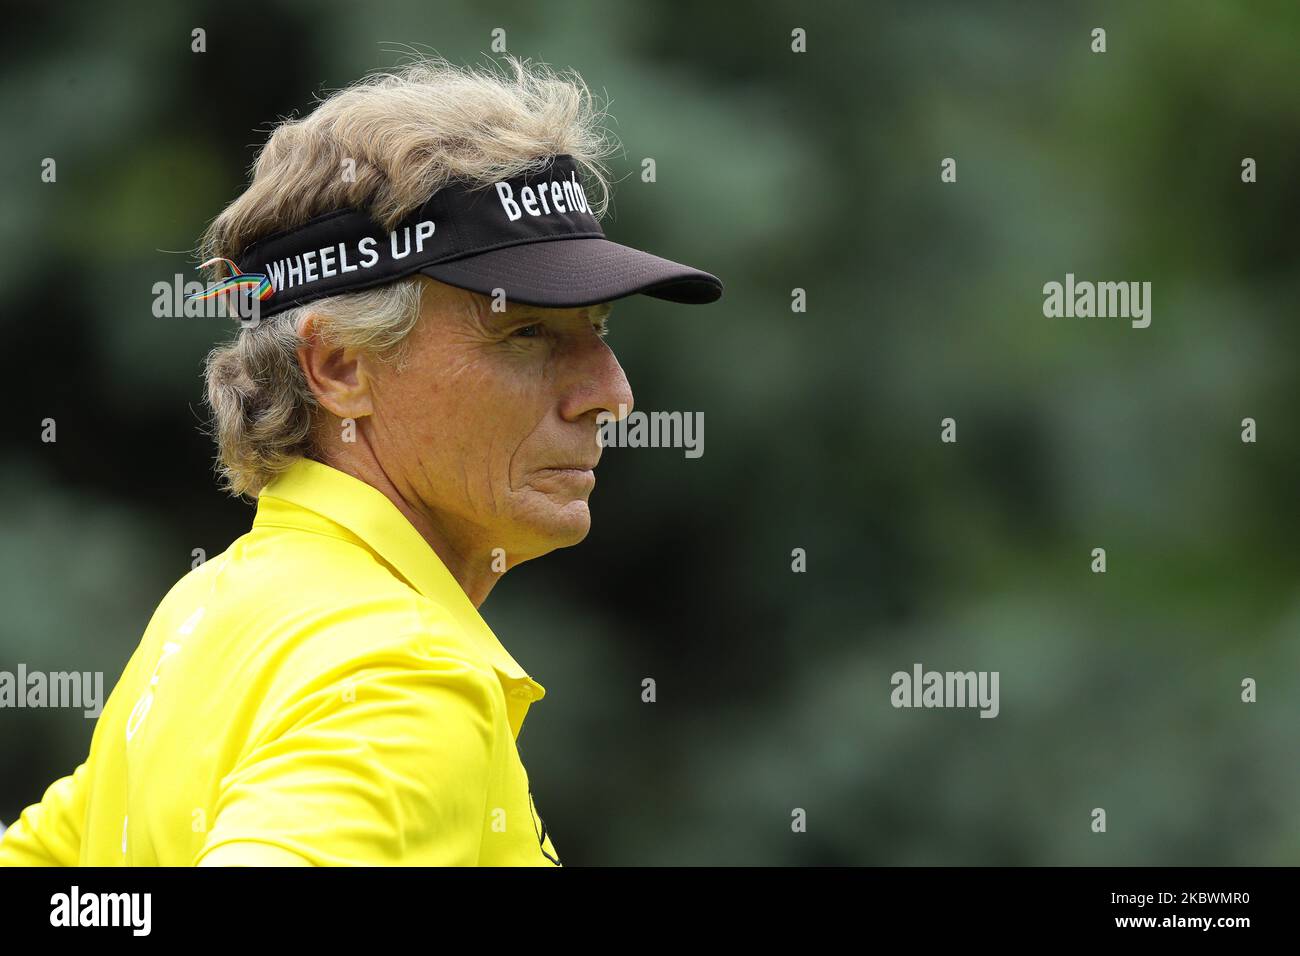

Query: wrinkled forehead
[{"left": 451, "top": 282, "right": 614, "bottom": 325}]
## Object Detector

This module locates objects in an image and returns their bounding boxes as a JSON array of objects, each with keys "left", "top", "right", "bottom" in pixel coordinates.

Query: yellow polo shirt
[{"left": 0, "top": 456, "right": 561, "bottom": 867}]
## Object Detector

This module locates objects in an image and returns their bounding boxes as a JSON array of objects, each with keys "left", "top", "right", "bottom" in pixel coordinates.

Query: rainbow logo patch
[{"left": 186, "top": 257, "right": 274, "bottom": 303}]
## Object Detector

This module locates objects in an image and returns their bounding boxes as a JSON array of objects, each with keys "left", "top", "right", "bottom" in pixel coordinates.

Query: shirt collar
[{"left": 252, "top": 456, "right": 546, "bottom": 703}]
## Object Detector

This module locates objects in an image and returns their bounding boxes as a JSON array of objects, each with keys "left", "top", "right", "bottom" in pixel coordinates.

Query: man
[{"left": 0, "top": 56, "right": 721, "bottom": 866}]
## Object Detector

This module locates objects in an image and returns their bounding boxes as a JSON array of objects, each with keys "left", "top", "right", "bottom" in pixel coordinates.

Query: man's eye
[
  {"left": 594, "top": 320, "right": 610, "bottom": 337},
  {"left": 513, "top": 324, "right": 542, "bottom": 338}
]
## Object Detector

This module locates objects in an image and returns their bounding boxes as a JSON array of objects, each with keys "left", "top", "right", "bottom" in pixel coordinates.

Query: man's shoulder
[
  {"left": 151, "top": 530, "right": 495, "bottom": 691},
  {"left": 262, "top": 585, "right": 484, "bottom": 678}
]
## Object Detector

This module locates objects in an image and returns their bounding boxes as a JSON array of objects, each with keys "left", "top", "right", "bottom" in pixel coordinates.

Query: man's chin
[
  {"left": 545, "top": 498, "right": 593, "bottom": 546},
  {"left": 511, "top": 499, "right": 592, "bottom": 558}
]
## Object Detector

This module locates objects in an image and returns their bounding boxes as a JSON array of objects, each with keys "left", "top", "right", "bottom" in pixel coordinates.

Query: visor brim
[{"left": 418, "top": 236, "right": 723, "bottom": 308}]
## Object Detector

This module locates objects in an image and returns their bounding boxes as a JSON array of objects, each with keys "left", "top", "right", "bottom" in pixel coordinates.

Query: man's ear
[{"left": 297, "top": 313, "right": 375, "bottom": 420}]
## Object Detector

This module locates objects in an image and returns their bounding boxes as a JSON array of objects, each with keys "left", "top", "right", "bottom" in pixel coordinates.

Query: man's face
[{"left": 362, "top": 277, "right": 633, "bottom": 567}]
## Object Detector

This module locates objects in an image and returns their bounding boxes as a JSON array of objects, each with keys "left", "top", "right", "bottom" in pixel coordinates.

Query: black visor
[{"left": 219, "top": 154, "right": 722, "bottom": 318}]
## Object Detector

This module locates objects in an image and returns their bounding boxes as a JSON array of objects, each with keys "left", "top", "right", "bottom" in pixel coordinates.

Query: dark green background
[{"left": 2, "top": 0, "right": 1296, "bottom": 864}]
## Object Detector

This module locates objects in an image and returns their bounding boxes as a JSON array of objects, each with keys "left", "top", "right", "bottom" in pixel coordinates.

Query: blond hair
[{"left": 200, "top": 55, "right": 618, "bottom": 499}]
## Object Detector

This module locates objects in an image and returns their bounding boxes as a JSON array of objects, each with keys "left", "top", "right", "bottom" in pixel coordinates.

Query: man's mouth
[
  {"left": 537, "top": 465, "right": 596, "bottom": 476},
  {"left": 534, "top": 463, "right": 598, "bottom": 488},
  {"left": 539, "top": 455, "right": 600, "bottom": 472}
]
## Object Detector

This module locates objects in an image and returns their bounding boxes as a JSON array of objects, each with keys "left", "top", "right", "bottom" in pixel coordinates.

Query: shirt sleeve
[
  {"left": 193, "top": 643, "right": 500, "bottom": 867},
  {"left": 0, "top": 761, "right": 90, "bottom": 867}
]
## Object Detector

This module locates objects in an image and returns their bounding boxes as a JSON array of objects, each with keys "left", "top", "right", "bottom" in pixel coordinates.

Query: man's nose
[{"left": 558, "top": 331, "right": 634, "bottom": 424}]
